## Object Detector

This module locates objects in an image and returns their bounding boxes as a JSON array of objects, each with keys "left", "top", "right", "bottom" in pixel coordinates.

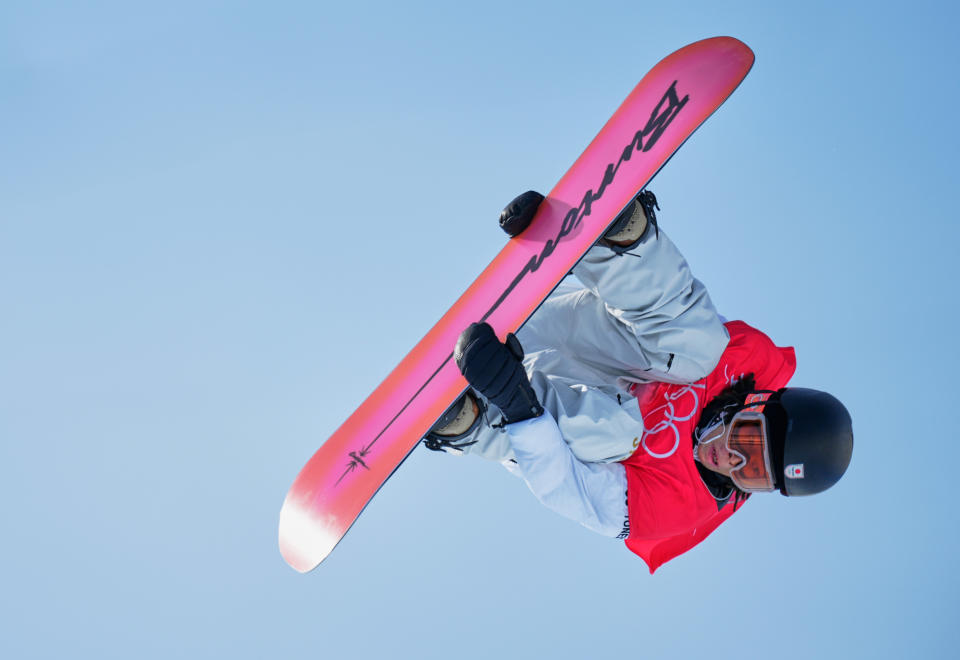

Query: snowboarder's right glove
[{"left": 454, "top": 322, "right": 543, "bottom": 424}]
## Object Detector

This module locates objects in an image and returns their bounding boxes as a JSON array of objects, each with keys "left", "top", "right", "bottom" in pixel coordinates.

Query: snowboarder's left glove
[
  {"left": 499, "top": 191, "right": 544, "bottom": 237},
  {"left": 454, "top": 322, "right": 543, "bottom": 424}
]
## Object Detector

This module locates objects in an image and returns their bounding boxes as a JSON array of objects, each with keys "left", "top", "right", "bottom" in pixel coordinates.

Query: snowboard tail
[{"left": 279, "top": 37, "right": 755, "bottom": 572}]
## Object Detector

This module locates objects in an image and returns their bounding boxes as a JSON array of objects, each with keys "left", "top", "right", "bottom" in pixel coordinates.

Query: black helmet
[{"left": 764, "top": 388, "right": 853, "bottom": 497}]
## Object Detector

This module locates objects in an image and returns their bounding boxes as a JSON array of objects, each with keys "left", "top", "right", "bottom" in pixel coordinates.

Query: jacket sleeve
[{"left": 505, "top": 414, "right": 629, "bottom": 538}]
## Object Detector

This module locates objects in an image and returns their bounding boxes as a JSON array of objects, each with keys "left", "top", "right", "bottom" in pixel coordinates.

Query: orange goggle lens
[{"left": 726, "top": 411, "right": 776, "bottom": 492}]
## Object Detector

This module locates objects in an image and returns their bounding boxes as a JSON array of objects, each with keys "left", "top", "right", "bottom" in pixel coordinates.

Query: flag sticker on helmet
[{"left": 785, "top": 464, "right": 805, "bottom": 479}]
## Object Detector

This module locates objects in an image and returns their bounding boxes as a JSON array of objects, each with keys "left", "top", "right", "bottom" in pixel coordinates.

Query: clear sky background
[{"left": 2, "top": 1, "right": 958, "bottom": 658}]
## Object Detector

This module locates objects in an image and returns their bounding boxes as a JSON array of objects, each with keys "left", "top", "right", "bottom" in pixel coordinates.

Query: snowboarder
[{"left": 424, "top": 191, "right": 853, "bottom": 573}]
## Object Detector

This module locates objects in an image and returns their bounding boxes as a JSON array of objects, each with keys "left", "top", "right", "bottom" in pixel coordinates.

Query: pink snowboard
[{"left": 279, "top": 36, "right": 755, "bottom": 572}]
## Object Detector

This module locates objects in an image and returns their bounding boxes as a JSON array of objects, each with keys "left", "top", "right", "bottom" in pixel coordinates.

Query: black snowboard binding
[
  {"left": 423, "top": 391, "right": 484, "bottom": 454},
  {"left": 603, "top": 189, "right": 659, "bottom": 252}
]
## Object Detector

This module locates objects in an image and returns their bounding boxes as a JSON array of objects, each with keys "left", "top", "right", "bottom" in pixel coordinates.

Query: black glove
[
  {"left": 499, "top": 191, "right": 544, "bottom": 237},
  {"left": 454, "top": 322, "right": 543, "bottom": 424}
]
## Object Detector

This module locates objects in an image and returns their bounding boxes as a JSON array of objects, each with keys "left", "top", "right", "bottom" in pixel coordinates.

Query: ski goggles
[{"left": 725, "top": 410, "right": 776, "bottom": 493}]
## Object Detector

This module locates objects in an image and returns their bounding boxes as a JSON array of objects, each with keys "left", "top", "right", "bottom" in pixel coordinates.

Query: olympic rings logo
[{"left": 639, "top": 383, "right": 705, "bottom": 459}]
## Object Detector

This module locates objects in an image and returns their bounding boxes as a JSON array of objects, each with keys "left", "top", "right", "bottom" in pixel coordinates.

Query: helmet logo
[{"left": 785, "top": 464, "right": 805, "bottom": 479}]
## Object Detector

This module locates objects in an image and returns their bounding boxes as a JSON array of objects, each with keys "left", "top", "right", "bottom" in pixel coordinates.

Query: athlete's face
[{"left": 696, "top": 426, "right": 744, "bottom": 477}]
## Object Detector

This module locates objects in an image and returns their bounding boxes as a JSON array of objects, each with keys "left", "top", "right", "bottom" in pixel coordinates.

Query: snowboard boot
[
  {"left": 602, "top": 190, "right": 660, "bottom": 251},
  {"left": 423, "top": 391, "right": 483, "bottom": 454}
]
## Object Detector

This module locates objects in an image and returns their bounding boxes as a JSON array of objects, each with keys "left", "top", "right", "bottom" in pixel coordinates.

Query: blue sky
[{"left": 2, "top": 1, "right": 958, "bottom": 658}]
